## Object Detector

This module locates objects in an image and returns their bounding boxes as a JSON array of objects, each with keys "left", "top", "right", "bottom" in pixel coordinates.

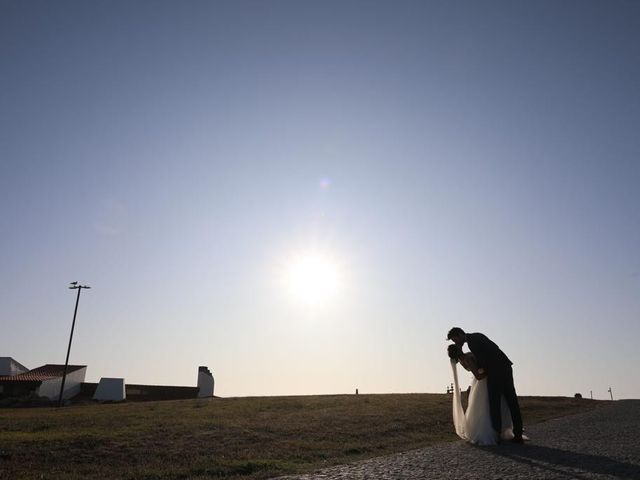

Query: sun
[{"left": 285, "top": 253, "right": 341, "bottom": 306}]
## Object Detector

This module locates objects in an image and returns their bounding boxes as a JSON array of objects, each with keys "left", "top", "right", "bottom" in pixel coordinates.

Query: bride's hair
[{"left": 448, "top": 344, "right": 462, "bottom": 362}]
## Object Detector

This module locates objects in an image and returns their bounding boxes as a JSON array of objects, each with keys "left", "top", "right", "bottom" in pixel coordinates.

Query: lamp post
[{"left": 58, "top": 282, "right": 91, "bottom": 407}]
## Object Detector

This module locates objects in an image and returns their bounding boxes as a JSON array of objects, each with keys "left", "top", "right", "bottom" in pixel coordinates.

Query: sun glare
[{"left": 285, "top": 253, "right": 341, "bottom": 306}]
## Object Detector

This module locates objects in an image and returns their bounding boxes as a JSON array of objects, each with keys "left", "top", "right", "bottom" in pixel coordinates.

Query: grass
[{"left": 0, "top": 394, "right": 602, "bottom": 479}]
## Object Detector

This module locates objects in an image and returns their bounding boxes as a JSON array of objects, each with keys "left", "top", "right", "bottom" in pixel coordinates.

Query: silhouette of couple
[{"left": 447, "top": 327, "right": 525, "bottom": 445}]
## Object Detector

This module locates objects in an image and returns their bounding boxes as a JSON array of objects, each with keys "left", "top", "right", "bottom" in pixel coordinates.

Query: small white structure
[
  {"left": 0, "top": 357, "right": 29, "bottom": 377},
  {"left": 197, "top": 366, "right": 214, "bottom": 397},
  {"left": 93, "top": 377, "right": 126, "bottom": 402}
]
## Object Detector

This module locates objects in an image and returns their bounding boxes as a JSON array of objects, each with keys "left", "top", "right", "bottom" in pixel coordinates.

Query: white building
[
  {"left": 0, "top": 364, "right": 87, "bottom": 400},
  {"left": 0, "top": 357, "right": 29, "bottom": 377}
]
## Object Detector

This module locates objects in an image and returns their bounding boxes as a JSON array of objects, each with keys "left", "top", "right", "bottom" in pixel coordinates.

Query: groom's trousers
[{"left": 487, "top": 366, "right": 523, "bottom": 437}]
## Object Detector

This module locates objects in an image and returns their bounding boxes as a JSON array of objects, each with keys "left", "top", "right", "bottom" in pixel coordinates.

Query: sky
[{"left": 1, "top": 1, "right": 639, "bottom": 399}]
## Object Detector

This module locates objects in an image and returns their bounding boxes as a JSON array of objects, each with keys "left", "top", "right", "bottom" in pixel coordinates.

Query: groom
[{"left": 447, "top": 327, "right": 524, "bottom": 443}]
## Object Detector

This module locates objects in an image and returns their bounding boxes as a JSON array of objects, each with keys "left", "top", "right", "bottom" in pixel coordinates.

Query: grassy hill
[{"left": 0, "top": 394, "right": 602, "bottom": 480}]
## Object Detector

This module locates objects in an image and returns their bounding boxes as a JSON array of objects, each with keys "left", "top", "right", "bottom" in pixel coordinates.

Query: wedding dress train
[{"left": 451, "top": 359, "right": 514, "bottom": 445}]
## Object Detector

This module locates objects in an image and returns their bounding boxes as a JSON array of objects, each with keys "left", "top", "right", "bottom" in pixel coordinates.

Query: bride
[{"left": 448, "top": 344, "right": 515, "bottom": 445}]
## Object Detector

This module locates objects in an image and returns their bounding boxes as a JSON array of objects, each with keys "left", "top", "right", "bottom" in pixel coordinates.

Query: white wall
[{"left": 37, "top": 367, "right": 87, "bottom": 400}]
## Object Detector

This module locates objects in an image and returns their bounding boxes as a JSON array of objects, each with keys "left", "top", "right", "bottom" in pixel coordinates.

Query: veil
[{"left": 450, "top": 359, "right": 468, "bottom": 440}]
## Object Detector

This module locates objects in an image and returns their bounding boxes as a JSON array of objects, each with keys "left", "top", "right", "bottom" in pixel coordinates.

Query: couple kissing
[{"left": 447, "top": 327, "right": 526, "bottom": 445}]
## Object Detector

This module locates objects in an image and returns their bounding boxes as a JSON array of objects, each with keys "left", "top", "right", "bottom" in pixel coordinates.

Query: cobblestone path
[{"left": 277, "top": 400, "right": 640, "bottom": 479}]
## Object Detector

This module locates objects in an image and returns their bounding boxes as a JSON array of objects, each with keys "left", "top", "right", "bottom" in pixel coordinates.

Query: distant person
[{"left": 447, "top": 327, "right": 525, "bottom": 445}]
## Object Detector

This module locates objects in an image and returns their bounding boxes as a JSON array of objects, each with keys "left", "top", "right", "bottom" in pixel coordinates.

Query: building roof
[{"left": 0, "top": 364, "right": 86, "bottom": 382}]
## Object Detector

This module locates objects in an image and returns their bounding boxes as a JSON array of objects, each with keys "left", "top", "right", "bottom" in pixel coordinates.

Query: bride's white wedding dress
[{"left": 451, "top": 359, "right": 514, "bottom": 445}]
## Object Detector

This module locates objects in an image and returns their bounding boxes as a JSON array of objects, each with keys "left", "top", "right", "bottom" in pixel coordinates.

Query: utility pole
[
  {"left": 58, "top": 282, "right": 91, "bottom": 407},
  {"left": 608, "top": 387, "right": 614, "bottom": 401}
]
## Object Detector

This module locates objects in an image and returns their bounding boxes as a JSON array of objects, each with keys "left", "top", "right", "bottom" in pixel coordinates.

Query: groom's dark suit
[{"left": 466, "top": 332, "right": 523, "bottom": 437}]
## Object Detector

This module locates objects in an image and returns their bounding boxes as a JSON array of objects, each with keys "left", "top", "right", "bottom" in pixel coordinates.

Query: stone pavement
[{"left": 277, "top": 400, "right": 640, "bottom": 479}]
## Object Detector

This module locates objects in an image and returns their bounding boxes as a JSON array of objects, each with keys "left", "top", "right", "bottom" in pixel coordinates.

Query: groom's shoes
[{"left": 511, "top": 435, "right": 525, "bottom": 444}]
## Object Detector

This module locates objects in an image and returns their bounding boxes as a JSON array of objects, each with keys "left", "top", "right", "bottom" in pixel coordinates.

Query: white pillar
[{"left": 197, "top": 366, "right": 214, "bottom": 397}]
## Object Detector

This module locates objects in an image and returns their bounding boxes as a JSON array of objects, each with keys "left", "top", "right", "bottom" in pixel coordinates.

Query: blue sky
[{"left": 1, "top": 1, "right": 639, "bottom": 399}]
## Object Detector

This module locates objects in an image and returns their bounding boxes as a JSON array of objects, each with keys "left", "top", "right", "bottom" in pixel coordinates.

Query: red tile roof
[{"left": 0, "top": 364, "right": 86, "bottom": 382}]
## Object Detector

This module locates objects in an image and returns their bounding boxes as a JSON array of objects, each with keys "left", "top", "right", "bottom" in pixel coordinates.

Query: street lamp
[{"left": 57, "top": 282, "right": 91, "bottom": 407}]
